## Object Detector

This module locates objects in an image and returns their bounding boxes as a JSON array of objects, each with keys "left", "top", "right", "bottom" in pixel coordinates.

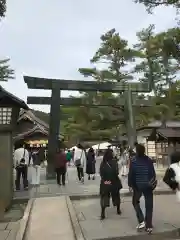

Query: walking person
[
  {"left": 74, "top": 144, "right": 86, "bottom": 183},
  {"left": 119, "top": 147, "right": 128, "bottom": 176},
  {"left": 86, "top": 148, "right": 96, "bottom": 180},
  {"left": 55, "top": 147, "right": 67, "bottom": 186},
  {"left": 14, "top": 142, "right": 29, "bottom": 191},
  {"left": 128, "top": 144, "right": 157, "bottom": 234},
  {"left": 100, "top": 148, "right": 122, "bottom": 220},
  {"left": 66, "top": 149, "right": 72, "bottom": 166},
  {"left": 31, "top": 148, "right": 43, "bottom": 187},
  {"left": 163, "top": 151, "right": 180, "bottom": 201}
]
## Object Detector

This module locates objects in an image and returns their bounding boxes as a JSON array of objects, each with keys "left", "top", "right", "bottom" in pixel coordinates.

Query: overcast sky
[{"left": 0, "top": 0, "right": 177, "bottom": 112}]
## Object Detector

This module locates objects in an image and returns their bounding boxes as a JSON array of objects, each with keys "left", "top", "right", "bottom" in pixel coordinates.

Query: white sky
[{"left": 0, "top": 0, "right": 177, "bottom": 112}]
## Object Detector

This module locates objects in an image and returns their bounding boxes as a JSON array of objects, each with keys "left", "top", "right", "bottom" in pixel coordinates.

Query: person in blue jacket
[{"left": 128, "top": 144, "right": 157, "bottom": 234}]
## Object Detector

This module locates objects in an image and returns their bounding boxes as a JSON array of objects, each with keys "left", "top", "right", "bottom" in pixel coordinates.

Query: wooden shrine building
[
  {"left": 136, "top": 121, "right": 180, "bottom": 166},
  {"left": 13, "top": 109, "right": 63, "bottom": 147}
]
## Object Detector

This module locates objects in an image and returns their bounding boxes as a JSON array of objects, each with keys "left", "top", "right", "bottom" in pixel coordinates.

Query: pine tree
[
  {"left": 0, "top": 0, "right": 6, "bottom": 18},
  {"left": 0, "top": 59, "right": 14, "bottom": 82},
  {"left": 134, "top": 0, "right": 180, "bottom": 12}
]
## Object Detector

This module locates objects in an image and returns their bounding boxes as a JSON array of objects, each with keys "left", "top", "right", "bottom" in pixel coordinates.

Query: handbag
[
  {"left": 75, "top": 150, "right": 83, "bottom": 166},
  {"left": 16, "top": 149, "right": 26, "bottom": 168},
  {"left": 149, "top": 177, "right": 157, "bottom": 190}
]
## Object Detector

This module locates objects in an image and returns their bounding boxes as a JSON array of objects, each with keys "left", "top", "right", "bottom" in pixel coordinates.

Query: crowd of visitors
[{"left": 13, "top": 140, "right": 180, "bottom": 235}]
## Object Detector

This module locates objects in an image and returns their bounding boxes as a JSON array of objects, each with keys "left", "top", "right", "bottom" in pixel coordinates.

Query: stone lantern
[{"left": 0, "top": 86, "right": 28, "bottom": 217}]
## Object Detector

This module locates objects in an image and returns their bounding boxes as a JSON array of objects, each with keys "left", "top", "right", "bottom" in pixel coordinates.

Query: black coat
[
  {"left": 86, "top": 152, "right": 96, "bottom": 174},
  {"left": 163, "top": 167, "right": 179, "bottom": 190},
  {"left": 99, "top": 160, "right": 122, "bottom": 195}
]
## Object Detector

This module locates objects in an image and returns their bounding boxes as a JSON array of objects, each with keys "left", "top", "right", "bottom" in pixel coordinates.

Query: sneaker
[
  {"left": 81, "top": 177, "right": 84, "bottom": 183},
  {"left": 136, "top": 221, "right": 145, "bottom": 230},
  {"left": 146, "top": 228, "right": 153, "bottom": 234}
]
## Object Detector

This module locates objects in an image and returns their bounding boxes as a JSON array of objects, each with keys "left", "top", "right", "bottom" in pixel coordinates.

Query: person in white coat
[
  {"left": 163, "top": 151, "right": 180, "bottom": 201},
  {"left": 74, "top": 144, "right": 86, "bottom": 183},
  {"left": 14, "top": 142, "right": 29, "bottom": 190}
]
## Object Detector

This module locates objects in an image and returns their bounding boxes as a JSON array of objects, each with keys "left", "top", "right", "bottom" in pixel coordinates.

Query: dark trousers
[
  {"left": 56, "top": 167, "right": 66, "bottom": 185},
  {"left": 76, "top": 166, "right": 84, "bottom": 181},
  {"left": 132, "top": 188, "right": 153, "bottom": 228},
  {"left": 100, "top": 189, "right": 120, "bottom": 209},
  {"left": 15, "top": 165, "right": 28, "bottom": 190}
]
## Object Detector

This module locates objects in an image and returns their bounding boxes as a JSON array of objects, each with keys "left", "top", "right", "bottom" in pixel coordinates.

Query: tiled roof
[
  {"left": 15, "top": 109, "right": 64, "bottom": 140},
  {"left": 14, "top": 125, "right": 48, "bottom": 140},
  {"left": 18, "top": 109, "right": 49, "bottom": 129},
  {"left": 157, "top": 128, "right": 180, "bottom": 139},
  {"left": 0, "top": 86, "right": 28, "bottom": 109},
  {"left": 137, "top": 120, "right": 180, "bottom": 131}
]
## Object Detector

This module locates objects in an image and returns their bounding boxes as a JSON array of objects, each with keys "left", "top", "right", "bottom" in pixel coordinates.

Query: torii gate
[{"left": 24, "top": 76, "right": 153, "bottom": 178}]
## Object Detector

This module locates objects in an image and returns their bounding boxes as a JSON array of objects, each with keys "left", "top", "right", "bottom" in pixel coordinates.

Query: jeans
[
  {"left": 76, "top": 166, "right": 84, "bottom": 181},
  {"left": 15, "top": 165, "right": 28, "bottom": 190},
  {"left": 132, "top": 188, "right": 153, "bottom": 228}
]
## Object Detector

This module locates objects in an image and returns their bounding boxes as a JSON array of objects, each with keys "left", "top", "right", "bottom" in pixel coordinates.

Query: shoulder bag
[
  {"left": 75, "top": 150, "right": 83, "bottom": 166},
  {"left": 16, "top": 148, "right": 26, "bottom": 169}
]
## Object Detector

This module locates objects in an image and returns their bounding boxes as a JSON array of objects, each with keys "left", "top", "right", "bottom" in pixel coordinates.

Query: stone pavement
[
  {"left": 11, "top": 160, "right": 180, "bottom": 240},
  {"left": 24, "top": 197, "right": 75, "bottom": 240},
  {"left": 73, "top": 194, "right": 180, "bottom": 240},
  {"left": 0, "top": 202, "right": 26, "bottom": 240},
  {"left": 14, "top": 162, "right": 169, "bottom": 199},
  {"left": 0, "top": 221, "right": 20, "bottom": 240}
]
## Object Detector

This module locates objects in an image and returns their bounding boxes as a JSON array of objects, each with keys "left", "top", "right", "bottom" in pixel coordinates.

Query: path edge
[
  {"left": 15, "top": 198, "right": 34, "bottom": 240},
  {"left": 66, "top": 196, "right": 86, "bottom": 240},
  {"left": 70, "top": 189, "right": 174, "bottom": 200}
]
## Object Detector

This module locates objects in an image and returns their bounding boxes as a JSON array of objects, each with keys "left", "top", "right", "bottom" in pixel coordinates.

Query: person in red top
[{"left": 55, "top": 147, "right": 67, "bottom": 186}]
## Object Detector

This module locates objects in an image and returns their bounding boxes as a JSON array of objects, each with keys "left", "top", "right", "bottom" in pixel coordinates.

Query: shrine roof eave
[{"left": 0, "top": 86, "right": 29, "bottom": 109}]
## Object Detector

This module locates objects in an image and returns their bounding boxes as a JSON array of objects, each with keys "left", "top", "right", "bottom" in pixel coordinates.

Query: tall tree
[
  {"left": 0, "top": 59, "right": 14, "bottom": 82},
  {"left": 0, "top": 0, "right": 6, "bottom": 18},
  {"left": 81, "top": 28, "right": 141, "bottom": 83},
  {"left": 134, "top": 0, "right": 180, "bottom": 12},
  {"left": 0, "top": 3, "right": 14, "bottom": 83},
  {"left": 134, "top": 25, "right": 180, "bottom": 95}
]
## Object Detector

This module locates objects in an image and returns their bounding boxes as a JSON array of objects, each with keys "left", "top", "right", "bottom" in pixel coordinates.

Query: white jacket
[
  {"left": 170, "top": 162, "right": 180, "bottom": 202},
  {"left": 170, "top": 162, "right": 180, "bottom": 183},
  {"left": 14, "top": 148, "right": 29, "bottom": 166},
  {"left": 73, "top": 148, "right": 86, "bottom": 167}
]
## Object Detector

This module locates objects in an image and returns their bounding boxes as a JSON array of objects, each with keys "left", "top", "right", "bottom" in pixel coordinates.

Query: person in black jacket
[
  {"left": 99, "top": 148, "right": 122, "bottom": 220},
  {"left": 86, "top": 148, "right": 96, "bottom": 180}
]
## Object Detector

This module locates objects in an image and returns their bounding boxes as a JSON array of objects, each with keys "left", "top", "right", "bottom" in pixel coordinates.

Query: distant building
[{"left": 13, "top": 109, "right": 63, "bottom": 147}]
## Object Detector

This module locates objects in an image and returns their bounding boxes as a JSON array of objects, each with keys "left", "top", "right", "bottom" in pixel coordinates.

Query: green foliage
[
  {"left": 0, "top": 59, "right": 14, "bottom": 82},
  {"left": 29, "top": 26, "right": 180, "bottom": 145},
  {"left": 134, "top": 25, "right": 180, "bottom": 94},
  {"left": 0, "top": 0, "right": 6, "bottom": 18},
  {"left": 134, "top": 0, "right": 180, "bottom": 12},
  {"left": 86, "top": 28, "right": 142, "bottom": 82},
  {"left": 0, "top": 3, "right": 14, "bottom": 84}
]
